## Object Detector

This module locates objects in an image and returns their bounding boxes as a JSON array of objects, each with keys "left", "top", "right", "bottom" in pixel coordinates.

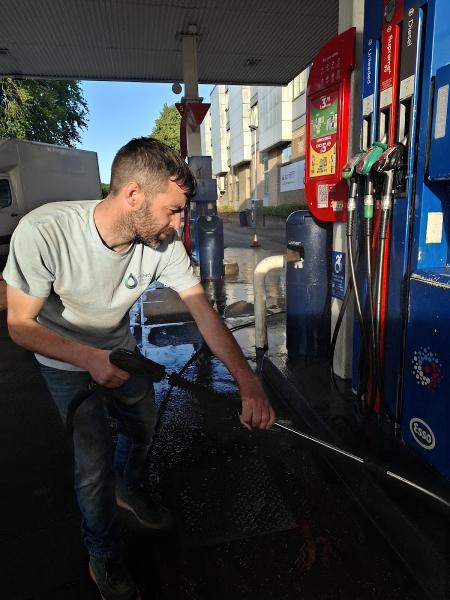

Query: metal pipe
[{"left": 253, "top": 254, "right": 285, "bottom": 350}]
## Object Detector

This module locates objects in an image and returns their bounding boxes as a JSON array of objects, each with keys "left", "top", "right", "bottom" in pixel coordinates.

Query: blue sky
[{"left": 78, "top": 81, "right": 213, "bottom": 183}]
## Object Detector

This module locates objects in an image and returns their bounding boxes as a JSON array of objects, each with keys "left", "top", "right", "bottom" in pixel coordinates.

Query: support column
[
  {"left": 331, "top": 0, "right": 364, "bottom": 378},
  {"left": 182, "top": 25, "right": 202, "bottom": 156}
]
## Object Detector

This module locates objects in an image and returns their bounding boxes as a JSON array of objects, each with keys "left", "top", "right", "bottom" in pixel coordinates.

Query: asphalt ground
[{"left": 0, "top": 219, "right": 426, "bottom": 599}]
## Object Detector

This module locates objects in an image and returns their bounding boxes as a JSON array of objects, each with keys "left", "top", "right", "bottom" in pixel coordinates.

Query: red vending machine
[{"left": 305, "top": 27, "right": 356, "bottom": 223}]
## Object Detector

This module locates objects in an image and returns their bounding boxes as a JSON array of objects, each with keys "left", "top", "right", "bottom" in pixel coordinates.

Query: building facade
[{"left": 200, "top": 68, "right": 309, "bottom": 211}]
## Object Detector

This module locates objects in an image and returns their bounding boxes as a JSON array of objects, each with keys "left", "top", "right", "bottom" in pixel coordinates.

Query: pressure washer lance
[
  {"left": 273, "top": 421, "right": 450, "bottom": 511},
  {"left": 110, "top": 348, "right": 450, "bottom": 512},
  {"left": 64, "top": 348, "right": 450, "bottom": 511}
]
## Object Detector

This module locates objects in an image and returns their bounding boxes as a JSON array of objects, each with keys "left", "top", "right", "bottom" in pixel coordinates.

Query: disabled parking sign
[{"left": 331, "top": 251, "right": 346, "bottom": 300}]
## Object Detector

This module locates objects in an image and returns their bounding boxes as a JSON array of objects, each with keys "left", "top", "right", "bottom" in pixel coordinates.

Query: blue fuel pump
[
  {"left": 402, "top": 7, "right": 450, "bottom": 479},
  {"left": 381, "top": 0, "right": 424, "bottom": 425}
]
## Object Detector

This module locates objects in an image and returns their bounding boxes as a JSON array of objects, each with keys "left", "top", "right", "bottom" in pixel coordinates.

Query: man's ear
[{"left": 123, "top": 181, "right": 145, "bottom": 210}]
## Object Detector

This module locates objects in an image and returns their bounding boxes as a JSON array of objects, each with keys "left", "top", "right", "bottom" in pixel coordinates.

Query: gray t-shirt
[{"left": 3, "top": 200, "right": 199, "bottom": 369}]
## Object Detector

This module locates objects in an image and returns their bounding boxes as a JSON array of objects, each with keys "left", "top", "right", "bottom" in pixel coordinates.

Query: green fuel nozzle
[
  {"left": 355, "top": 142, "right": 387, "bottom": 176},
  {"left": 355, "top": 142, "right": 387, "bottom": 219}
]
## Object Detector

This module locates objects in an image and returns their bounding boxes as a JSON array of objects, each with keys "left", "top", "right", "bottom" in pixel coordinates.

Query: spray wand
[{"left": 107, "top": 348, "right": 450, "bottom": 512}]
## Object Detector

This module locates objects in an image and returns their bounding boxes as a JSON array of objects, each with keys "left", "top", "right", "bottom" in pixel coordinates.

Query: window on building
[
  {"left": 281, "top": 144, "right": 292, "bottom": 164},
  {"left": 218, "top": 175, "right": 225, "bottom": 196},
  {"left": 250, "top": 103, "right": 258, "bottom": 129},
  {"left": 0, "top": 179, "right": 12, "bottom": 208},
  {"left": 262, "top": 153, "right": 269, "bottom": 198},
  {"left": 292, "top": 69, "right": 308, "bottom": 99}
]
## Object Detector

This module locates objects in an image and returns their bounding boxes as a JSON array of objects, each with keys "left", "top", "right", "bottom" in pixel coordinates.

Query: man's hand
[
  {"left": 238, "top": 372, "right": 276, "bottom": 431},
  {"left": 85, "top": 349, "right": 130, "bottom": 388},
  {"left": 6, "top": 286, "right": 131, "bottom": 386},
  {"left": 179, "top": 285, "right": 276, "bottom": 430}
]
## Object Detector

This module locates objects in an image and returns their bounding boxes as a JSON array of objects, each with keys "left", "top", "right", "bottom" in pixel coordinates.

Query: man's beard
[
  {"left": 127, "top": 201, "right": 173, "bottom": 249},
  {"left": 134, "top": 224, "right": 173, "bottom": 249}
]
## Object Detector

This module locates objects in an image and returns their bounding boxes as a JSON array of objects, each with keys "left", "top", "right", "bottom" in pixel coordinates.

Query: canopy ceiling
[{"left": 0, "top": 0, "right": 339, "bottom": 85}]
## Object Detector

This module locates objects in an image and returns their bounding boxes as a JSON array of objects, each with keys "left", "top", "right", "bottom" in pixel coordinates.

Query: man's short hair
[{"left": 109, "top": 137, "right": 196, "bottom": 199}]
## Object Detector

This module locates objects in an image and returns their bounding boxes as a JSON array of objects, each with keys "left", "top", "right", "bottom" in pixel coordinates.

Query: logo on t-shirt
[{"left": 124, "top": 273, "right": 138, "bottom": 289}]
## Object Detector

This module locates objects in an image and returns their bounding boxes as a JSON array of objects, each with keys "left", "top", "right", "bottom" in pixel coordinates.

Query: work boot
[
  {"left": 116, "top": 479, "right": 173, "bottom": 530},
  {"left": 89, "top": 555, "right": 141, "bottom": 600}
]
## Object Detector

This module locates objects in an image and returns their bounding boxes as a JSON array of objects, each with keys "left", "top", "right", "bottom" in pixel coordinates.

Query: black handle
[{"left": 109, "top": 348, "right": 166, "bottom": 382}]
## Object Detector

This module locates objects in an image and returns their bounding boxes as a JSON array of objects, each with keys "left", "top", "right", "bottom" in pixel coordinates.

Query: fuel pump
[
  {"left": 360, "top": 0, "right": 383, "bottom": 152},
  {"left": 367, "top": 0, "right": 404, "bottom": 413},
  {"left": 353, "top": 142, "right": 387, "bottom": 405},
  {"left": 401, "top": 0, "right": 450, "bottom": 480},
  {"left": 382, "top": 0, "right": 424, "bottom": 425},
  {"left": 372, "top": 143, "right": 406, "bottom": 402}
]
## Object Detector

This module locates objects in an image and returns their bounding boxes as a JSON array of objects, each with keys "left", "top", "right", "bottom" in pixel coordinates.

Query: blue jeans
[{"left": 39, "top": 363, "right": 157, "bottom": 558}]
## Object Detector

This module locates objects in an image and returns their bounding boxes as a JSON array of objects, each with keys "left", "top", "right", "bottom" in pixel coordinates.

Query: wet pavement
[{"left": 0, "top": 220, "right": 433, "bottom": 599}]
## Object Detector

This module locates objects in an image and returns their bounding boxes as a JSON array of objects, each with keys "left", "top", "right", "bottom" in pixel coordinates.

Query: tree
[
  {"left": 0, "top": 78, "right": 88, "bottom": 147},
  {"left": 150, "top": 103, "right": 181, "bottom": 151}
]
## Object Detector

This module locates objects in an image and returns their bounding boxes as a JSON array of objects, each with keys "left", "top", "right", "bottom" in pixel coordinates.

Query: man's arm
[
  {"left": 178, "top": 283, "right": 276, "bottom": 430},
  {"left": 6, "top": 285, "right": 129, "bottom": 388}
]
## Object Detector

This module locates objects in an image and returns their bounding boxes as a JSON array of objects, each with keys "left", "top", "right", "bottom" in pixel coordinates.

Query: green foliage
[
  {"left": 150, "top": 103, "right": 181, "bottom": 151},
  {"left": 261, "top": 202, "right": 306, "bottom": 218},
  {"left": 0, "top": 78, "right": 88, "bottom": 147},
  {"left": 101, "top": 183, "right": 110, "bottom": 198}
]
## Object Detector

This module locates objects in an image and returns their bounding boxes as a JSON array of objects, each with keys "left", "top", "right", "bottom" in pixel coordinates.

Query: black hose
[
  {"left": 329, "top": 229, "right": 368, "bottom": 406},
  {"left": 373, "top": 208, "right": 390, "bottom": 411},
  {"left": 347, "top": 211, "right": 368, "bottom": 401},
  {"left": 156, "top": 341, "right": 209, "bottom": 421},
  {"left": 365, "top": 219, "right": 378, "bottom": 409},
  {"left": 228, "top": 310, "right": 285, "bottom": 333},
  {"left": 339, "top": 205, "right": 370, "bottom": 410},
  {"left": 156, "top": 310, "right": 286, "bottom": 422}
]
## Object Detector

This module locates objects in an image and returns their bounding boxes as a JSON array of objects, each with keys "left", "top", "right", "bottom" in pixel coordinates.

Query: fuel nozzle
[
  {"left": 342, "top": 151, "right": 365, "bottom": 214},
  {"left": 372, "top": 143, "right": 406, "bottom": 213},
  {"left": 355, "top": 142, "right": 387, "bottom": 221}
]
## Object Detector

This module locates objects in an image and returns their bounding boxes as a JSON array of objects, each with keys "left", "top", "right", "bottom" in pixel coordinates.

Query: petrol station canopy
[{"left": 0, "top": 0, "right": 339, "bottom": 86}]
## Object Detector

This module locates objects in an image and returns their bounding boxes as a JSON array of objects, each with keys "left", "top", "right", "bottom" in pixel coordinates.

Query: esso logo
[{"left": 409, "top": 418, "right": 436, "bottom": 450}]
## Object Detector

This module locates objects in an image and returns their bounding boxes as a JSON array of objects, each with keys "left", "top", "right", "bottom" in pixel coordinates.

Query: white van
[{"left": 0, "top": 139, "right": 102, "bottom": 260}]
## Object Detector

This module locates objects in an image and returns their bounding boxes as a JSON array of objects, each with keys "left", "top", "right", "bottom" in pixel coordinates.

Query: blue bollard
[
  {"left": 286, "top": 210, "right": 332, "bottom": 361},
  {"left": 197, "top": 215, "right": 224, "bottom": 280}
]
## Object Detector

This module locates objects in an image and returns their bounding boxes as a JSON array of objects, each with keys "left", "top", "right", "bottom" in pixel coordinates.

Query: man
[{"left": 4, "top": 137, "right": 276, "bottom": 600}]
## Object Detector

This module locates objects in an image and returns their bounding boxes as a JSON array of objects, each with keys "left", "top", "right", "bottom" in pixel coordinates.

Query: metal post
[
  {"left": 182, "top": 25, "right": 202, "bottom": 157},
  {"left": 249, "top": 123, "right": 261, "bottom": 247}
]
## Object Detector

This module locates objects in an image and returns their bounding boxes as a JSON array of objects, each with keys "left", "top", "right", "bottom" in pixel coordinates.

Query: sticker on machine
[
  {"left": 409, "top": 418, "right": 436, "bottom": 450},
  {"left": 317, "top": 184, "right": 329, "bottom": 208},
  {"left": 411, "top": 346, "right": 443, "bottom": 391},
  {"left": 331, "top": 251, "right": 345, "bottom": 300},
  {"left": 434, "top": 84, "right": 449, "bottom": 140}
]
